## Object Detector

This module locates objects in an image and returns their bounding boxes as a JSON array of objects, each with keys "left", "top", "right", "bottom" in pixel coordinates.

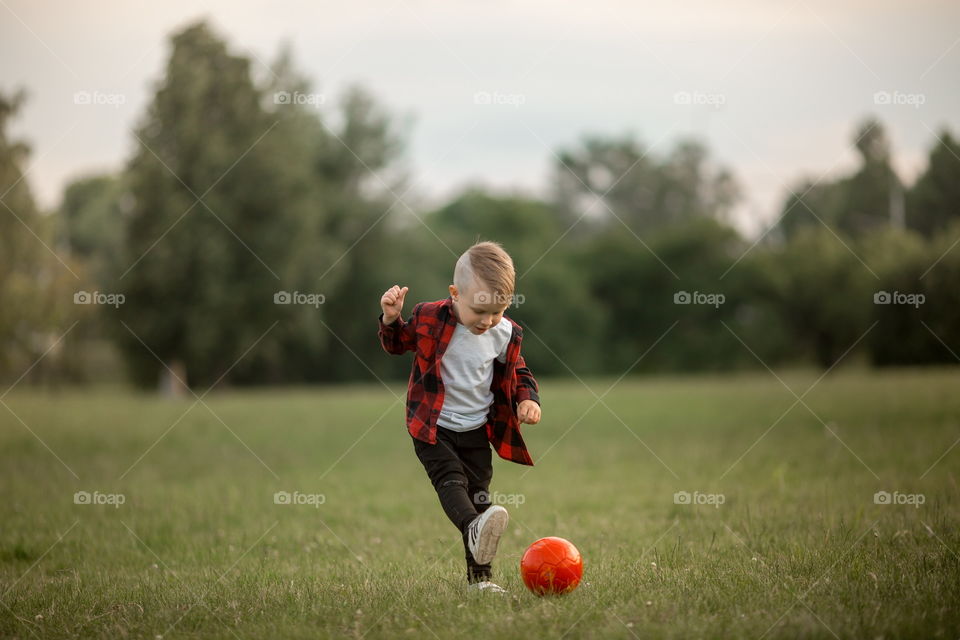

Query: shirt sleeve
[{"left": 378, "top": 303, "right": 421, "bottom": 354}]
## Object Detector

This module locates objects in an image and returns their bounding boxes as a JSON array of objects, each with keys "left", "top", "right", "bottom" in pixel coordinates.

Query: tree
[
  {"left": 580, "top": 217, "right": 755, "bottom": 373},
  {"left": 775, "top": 118, "right": 900, "bottom": 242},
  {"left": 551, "top": 134, "right": 738, "bottom": 235},
  {"left": 306, "top": 86, "right": 408, "bottom": 382},
  {"left": 865, "top": 224, "right": 960, "bottom": 366},
  {"left": 59, "top": 173, "right": 128, "bottom": 287},
  {"left": 117, "top": 22, "right": 409, "bottom": 388},
  {"left": 907, "top": 129, "right": 960, "bottom": 238},
  {"left": 757, "top": 227, "right": 874, "bottom": 367},
  {"left": 838, "top": 119, "right": 901, "bottom": 236},
  {"left": 0, "top": 90, "right": 84, "bottom": 384},
  {"left": 118, "top": 21, "right": 323, "bottom": 389}
]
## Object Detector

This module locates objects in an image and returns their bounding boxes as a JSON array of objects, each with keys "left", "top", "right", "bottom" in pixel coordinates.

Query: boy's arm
[
  {"left": 514, "top": 354, "right": 540, "bottom": 406},
  {"left": 378, "top": 284, "right": 417, "bottom": 355},
  {"left": 378, "top": 305, "right": 420, "bottom": 354}
]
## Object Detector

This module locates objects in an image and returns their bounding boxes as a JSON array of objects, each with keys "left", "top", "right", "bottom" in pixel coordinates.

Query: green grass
[{"left": 1, "top": 368, "right": 959, "bottom": 639}]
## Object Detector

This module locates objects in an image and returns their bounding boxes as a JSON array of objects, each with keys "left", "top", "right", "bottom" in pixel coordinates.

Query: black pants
[{"left": 412, "top": 425, "right": 494, "bottom": 583}]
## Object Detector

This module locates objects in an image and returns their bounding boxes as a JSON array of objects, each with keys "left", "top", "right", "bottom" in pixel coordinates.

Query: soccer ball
[{"left": 520, "top": 536, "right": 583, "bottom": 595}]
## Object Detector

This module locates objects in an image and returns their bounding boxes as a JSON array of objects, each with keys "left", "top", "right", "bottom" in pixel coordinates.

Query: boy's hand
[
  {"left": 517, "top": 400, "right": 541, "bottom": 424},
  {"left": 380, "top": 285, "right": 408, "bottom": 324}
]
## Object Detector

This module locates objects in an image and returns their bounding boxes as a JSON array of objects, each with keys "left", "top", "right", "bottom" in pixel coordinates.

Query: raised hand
[{"left": 380, "top": 285, "right": 408, "bottom": 324}]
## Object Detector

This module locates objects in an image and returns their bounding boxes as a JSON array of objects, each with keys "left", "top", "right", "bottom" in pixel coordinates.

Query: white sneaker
[
  {"left": 466, "top": 505, "right": 509, "bottom": 565},
  {"left": 468, "top": 580, "right": 508, "bottom": 594}
]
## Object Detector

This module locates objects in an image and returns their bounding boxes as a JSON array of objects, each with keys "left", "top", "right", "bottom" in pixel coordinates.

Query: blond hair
[{"left": 454, "top": 241, "right": 515, "bottom": 302}]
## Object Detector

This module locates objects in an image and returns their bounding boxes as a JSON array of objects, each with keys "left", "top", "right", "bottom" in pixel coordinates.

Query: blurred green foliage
[{"left": 1, "top": 20, "right": 958, "bottom": 390}]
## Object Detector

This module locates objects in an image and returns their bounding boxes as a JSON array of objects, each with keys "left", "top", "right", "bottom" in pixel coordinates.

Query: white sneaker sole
[
  {"left": 468, "top": 581, "right": 508, "bottom": 594},
  {"left": 473, "top": 507, "right": 509, "bottom": 565}
]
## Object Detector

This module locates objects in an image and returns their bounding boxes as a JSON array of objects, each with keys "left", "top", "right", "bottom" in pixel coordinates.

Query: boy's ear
[{"left": 448, "top": 284, "right": 458, "bottom": 300}]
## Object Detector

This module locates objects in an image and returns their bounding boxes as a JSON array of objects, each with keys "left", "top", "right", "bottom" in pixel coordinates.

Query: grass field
[{"left": 1, "top": 368, "right": 959, "bottom": 639}]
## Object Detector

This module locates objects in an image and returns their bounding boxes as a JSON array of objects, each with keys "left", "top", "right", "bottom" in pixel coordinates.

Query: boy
[{"left": 378, "top": 241, "right": 541, "bottom": 593}]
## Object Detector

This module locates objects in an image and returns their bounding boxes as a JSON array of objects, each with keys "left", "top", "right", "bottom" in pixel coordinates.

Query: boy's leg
[
  {"left": 459, "top": 427, "right": 494, "bottom": 583},
  {"left": 412, "top": 427, "right": 480, "bottom": 535}
]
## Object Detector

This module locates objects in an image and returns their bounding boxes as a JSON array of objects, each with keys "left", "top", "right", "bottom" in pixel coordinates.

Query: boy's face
[{"left": 448, "top": 282, "right": 510, "bottom": 335}]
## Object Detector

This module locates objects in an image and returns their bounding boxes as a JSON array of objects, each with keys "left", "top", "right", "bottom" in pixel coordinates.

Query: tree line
[{"left": 2, "top": 20, "right": 958, "bottom": 390}]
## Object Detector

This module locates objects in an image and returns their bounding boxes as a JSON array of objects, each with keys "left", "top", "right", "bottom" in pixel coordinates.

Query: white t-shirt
[{"left": 436, "top": 318, "right": 512, "bottom": 432}]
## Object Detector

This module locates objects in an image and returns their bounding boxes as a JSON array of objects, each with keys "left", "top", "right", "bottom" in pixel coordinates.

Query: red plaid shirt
[{"left": 378, "top": 297, "right": 539, "bottom": 466}]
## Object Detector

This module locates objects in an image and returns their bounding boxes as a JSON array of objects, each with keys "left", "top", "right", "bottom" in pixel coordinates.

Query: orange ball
[{"left": 520, "top": 537, "right": 583, "bottom": 595}]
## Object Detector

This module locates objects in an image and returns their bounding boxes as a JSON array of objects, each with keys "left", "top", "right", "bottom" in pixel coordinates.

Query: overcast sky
[{"left": 2, "top": 0, "right": 958, "bottom": 235}]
